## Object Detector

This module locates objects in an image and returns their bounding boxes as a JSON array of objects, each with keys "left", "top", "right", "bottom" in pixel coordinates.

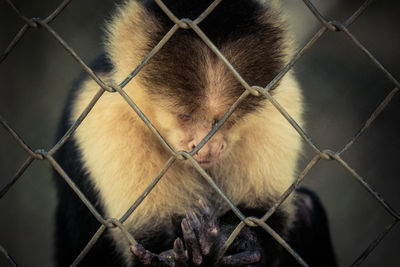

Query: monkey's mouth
[{"left": 197, "top": 160, "right": 212, "bottom": 168}]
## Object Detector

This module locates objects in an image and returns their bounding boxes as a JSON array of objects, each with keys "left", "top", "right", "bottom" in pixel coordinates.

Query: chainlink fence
[{"left": 1, "top": 0, "right": 399, "bottom": 266}]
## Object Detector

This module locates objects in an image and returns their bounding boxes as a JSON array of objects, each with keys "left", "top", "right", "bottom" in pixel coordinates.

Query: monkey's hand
[
  {"left": 131, "top": 238, "right": 188, "bottom": 267},
  {"left": 219, "top": 227, "right": 262, "bottom": 267},
  {"left": 131, "top": 198, "right": 261, "bottom": 266},
  {"left": 182, "top": 198, "right": 261, "bottom": 266}
]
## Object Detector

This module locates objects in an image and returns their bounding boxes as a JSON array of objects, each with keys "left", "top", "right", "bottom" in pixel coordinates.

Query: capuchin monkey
[{"left": 54, "top": 0, "right": 336, "bottom": 266}]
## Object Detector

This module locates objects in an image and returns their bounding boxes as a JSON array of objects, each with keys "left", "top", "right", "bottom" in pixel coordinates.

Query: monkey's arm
[
  {"left": 215, "top": 188, "right": 337, "bottom": 267},
  {"left": 131, "top": 188, "right": 336, "bottom": 267}
]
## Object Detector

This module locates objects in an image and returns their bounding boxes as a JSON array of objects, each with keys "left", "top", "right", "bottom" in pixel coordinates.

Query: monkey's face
[{"left": 152, "top": 105, "right": 237, "bottom": 169}]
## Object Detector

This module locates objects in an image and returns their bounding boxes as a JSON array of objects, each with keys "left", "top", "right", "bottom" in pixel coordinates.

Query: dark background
[{"left": 0, "top": 0, "right": 399, "bottom": 266}]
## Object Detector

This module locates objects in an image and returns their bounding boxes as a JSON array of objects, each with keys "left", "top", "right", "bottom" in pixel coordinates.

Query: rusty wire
[{"left": 1, "top": 0, "right": 399, "bottom": 266}]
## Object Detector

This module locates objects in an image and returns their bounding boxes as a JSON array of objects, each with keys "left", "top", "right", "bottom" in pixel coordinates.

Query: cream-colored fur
[{"left": 70, "top": 0, "right": 303, "bottom": 264}]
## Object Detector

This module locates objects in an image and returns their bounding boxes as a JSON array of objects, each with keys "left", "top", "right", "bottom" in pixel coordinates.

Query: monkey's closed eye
[
  {"left": 177, "top": 114, "right": 191, "bottom": 123},
  {"left": 226, "top": 120, "right": 236, "bottom": 128}
]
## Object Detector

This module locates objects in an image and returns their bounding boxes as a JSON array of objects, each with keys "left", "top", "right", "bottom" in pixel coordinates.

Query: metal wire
[
  {"left": 1, "top": 0, "right": 399, "bottom": 266},
  {"left": 0, "top": 244, "right": 18, "bottom": 267},
  {"left": 350, "top": 219, "right": 399, "bottom": 267}
]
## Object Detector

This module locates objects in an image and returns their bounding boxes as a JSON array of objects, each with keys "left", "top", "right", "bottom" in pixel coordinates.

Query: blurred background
[{"left": 0, "top": 0, "right": 399, "bottom": 266}]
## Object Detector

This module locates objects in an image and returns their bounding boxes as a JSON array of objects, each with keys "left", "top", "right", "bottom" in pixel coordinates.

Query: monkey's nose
[
  {"left": 189, "top": 141, "right": 225, "bottom": 161},
  {"left": 212, "top": 142, "right": 225, "bottom": 159},
  {"left": 188, "top": 141, "right": 208, "bottom": 160},
  {"left": 188, "top": 141, "right": 196, "bottom": 152}
]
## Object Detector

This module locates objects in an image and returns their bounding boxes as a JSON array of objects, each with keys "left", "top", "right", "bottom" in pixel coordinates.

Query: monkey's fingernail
[
  {"left": 131, "top": 244, "right": 145, "bottom": 256},
  {"left": 182, "top": 218, "right": 189, "bottom": 231},
  {"left": 199, "top": 198, "right": 206, "bottom": 208},
  {"left": 174, "top": 238, "right": 184, "bottom": 249},
  {"left": 186, "top": 211, "right": 199, "bottom": 227},
  {"left": 186, "top": 210, "right": 193, "bottom": 220},
  {"left": 190, "top": 211, "right": 200, "bottom": 223},
  {"left": 210, "top": 227, "right": 218, "bottom": 236},
  {"left": 199, "top": 198, "right": 210, "bottom": 213}
]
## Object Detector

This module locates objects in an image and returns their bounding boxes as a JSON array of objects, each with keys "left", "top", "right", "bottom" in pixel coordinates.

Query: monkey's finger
[
  {"left": 187, "top": 210, "right": 212, "bottom": 256},
  {"left": 198, "top": 198, "right": 218, "bottom": 234},
  {"left": 182, "top": 218, "right": 203, "bottom": 265},
  {"left": 186, "top": 210, "right": 202, "bottom": 236},
  {"left": 197, "top": 198, "right": 219, "bottom": 255},
  {"left": 220, "top": 250, "right": 261, "bottom": 266},
  {"left": 131, "top": 244, "right": 171, "bottom": 267},
  {"left": 172, "top": 238, "right": 189, "bottom": 267},
  {"left": 198, "top": 198, "right": 212, "bottom": 221}
]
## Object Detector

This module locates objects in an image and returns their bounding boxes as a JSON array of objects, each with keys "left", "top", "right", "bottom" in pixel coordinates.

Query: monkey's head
[
  {"left": 105, "top": 0, "right": 289, "bottom": 168},
  {"left": 148, "top": 80, "right": 237, "bottom": 169}
]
